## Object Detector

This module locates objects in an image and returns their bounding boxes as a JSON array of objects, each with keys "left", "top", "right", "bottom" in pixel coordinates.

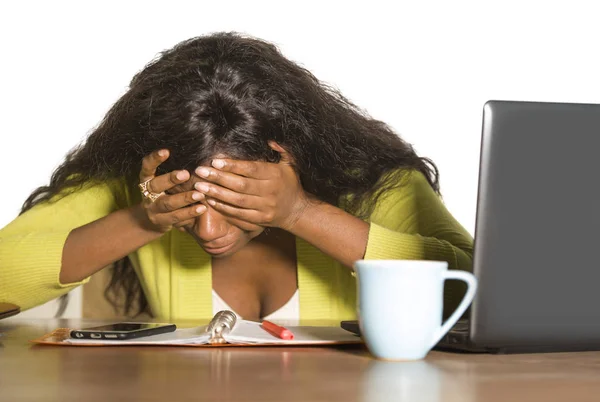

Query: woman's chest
[{"left": 211, "top": 229, "right": 298, "bottom": 321}]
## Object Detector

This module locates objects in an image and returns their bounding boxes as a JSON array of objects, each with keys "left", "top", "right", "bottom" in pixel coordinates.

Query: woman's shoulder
[
  {"left": 48, "top": 176, "right": 135, "bottom": 209},
  {"left": 368, "top": 168, "right": 473, "bottom": 242},
  {"left": 1, "top": 177, "right": 133, "bottom": 236},
  {"left": 13, "top": 177, "right": 136, "bottom": 225},
  {"left": 366, "top": 168, "right": 445, "bottom": 225},
  {"left": 375, "top": 168, "right": 438, "bottom": 205},
  {"left": 340, "top": 168, "right": 435, "bottom": 217}
]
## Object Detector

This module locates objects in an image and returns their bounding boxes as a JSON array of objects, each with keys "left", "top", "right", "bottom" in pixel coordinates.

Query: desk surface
[{"left": 2, "top": 319, "right": 600, "bottom": 402}]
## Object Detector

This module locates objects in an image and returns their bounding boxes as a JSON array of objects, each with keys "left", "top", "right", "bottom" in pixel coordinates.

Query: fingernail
[
  {"left": 195, "top": 167, "right": 210, "bottom": 178},
  {"left": 158, "top": 150, "right": 167, "bottom": 157},
  {"left": 192, "top": 192, "right": 202, "bottom": 201},
  {"left": 196, "top": 205, "right": 206, "bottom": 214},
  {"left": 212, "top": 159, "right": 225, "bottom": 169},
  {"left": 176, "top": 171, "right": 188, "bottom": 180},
  {"left": 207, "top": 199, "right": 216, "bottom": 206},
  {"left": 195, "top": 183, "right": 210, "bottom": 193}
]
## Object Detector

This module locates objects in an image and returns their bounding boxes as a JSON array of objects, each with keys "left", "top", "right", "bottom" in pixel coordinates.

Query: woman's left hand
[{"left": 192, "top": 142, "right": 312, "bottom": 231}]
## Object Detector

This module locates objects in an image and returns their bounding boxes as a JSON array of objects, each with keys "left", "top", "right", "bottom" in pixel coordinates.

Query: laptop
[
  {"left": 438, "top": 100, "right": 600, "bottom": 353},
  {"left": 344, "top": 100, "right": 600, "bottom": 353}
]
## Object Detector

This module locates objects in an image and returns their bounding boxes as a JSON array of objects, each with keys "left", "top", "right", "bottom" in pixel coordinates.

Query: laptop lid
[{"left": 469, "top": 100, "right": 600, "bottom": 349}]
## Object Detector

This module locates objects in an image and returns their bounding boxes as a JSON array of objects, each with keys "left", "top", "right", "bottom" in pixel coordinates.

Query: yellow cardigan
[{"left": 0, "top": 171, "right": 474, "bottom": 321}]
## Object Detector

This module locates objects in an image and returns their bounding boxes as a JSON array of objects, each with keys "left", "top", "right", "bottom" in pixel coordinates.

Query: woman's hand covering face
[{"left": 192, "top": 142, "right": 311, "bottom": 232}]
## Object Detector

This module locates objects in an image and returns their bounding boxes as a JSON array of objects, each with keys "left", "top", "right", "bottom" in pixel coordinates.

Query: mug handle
[{"left": 429, "top": 270, "right": 478, "bottom": 348}]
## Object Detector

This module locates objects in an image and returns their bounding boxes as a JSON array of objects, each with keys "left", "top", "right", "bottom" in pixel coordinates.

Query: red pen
[{"left": 261, "top": 320, "right": 294, "bottom": 340}]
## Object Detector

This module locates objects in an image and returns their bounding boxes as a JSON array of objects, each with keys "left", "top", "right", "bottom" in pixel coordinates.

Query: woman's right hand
[{"left": 137, "top": 149, "right": 206, "bottom": 233}]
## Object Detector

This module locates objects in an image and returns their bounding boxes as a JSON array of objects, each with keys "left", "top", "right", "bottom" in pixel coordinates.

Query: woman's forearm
[
  {"left": 59, "top": 204, "right": 163, "bottom": 284},
  {"left": 288, "top": 201, "right": 370, "bottom": 268}
]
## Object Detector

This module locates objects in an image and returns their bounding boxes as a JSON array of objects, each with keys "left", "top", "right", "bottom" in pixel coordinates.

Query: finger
[
  {"left": 194, "top": 166, "right": 261, "bottom": 195},
  {"left": 165, "top": 182, "right": 187, "bottom": 195},
  {"left": 151, "top": 190, "right": 204, "bottom": 213},
  {"left": 146, "top": 169, "right": 191, "bottom": 194},
  {"left": 193, "top": 181, "right": 263, "bottom": 210},
  {"left": 140, "top": 149, "right": 170, "bottom": 182},
  {"left": 152, "top": 203, "right": 207, "bottom": 227},
  {"left": 210, "top": 158, "right": 271, "bottom": 179},
  {"left": 174, "top": 218, "right": 196, "bottom": 229},
  {"left": 268, "top": 141, "right": 294, "bottom": 165},
  {"left": 205, "top": 197, "right": 265, "bottom": 224}
]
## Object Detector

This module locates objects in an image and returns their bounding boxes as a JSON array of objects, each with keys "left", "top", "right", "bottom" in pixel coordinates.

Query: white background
[{"left": 1, "top": 0, "right": 599, "bottom": 317}]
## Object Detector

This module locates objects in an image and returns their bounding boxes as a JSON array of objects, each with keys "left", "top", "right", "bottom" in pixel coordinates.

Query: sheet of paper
[{"left": 224, "top": 321, "right": 361, "bottom": 344}]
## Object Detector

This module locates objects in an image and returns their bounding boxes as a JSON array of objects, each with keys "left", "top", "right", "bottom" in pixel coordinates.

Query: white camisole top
[{"left": 212, "top": 289, "right": 300, "bottom": 320}]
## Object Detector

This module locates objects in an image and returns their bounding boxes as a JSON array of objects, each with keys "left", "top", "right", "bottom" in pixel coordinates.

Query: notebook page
[
  {"left": 66, "top": 326, "right": 211, "bottom": 345},
  {"left": 224, "top": 320, "right": 361, "bottom": 344}
]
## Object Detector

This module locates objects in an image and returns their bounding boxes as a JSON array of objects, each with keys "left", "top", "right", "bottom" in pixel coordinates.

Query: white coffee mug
[{"left": 354, "top": 260, "right": 477, "bottom": 360}]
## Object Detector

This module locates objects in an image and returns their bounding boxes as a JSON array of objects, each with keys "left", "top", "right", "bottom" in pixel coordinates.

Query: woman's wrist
[
  {"left": 279, "top": 193, "right": 314, "bottom": 232},
  {"left": 285, "top": 200, "right": 369, "bottom": 268},
  {"left": 129, "top": 203, "right": 168, "bottom": 234}
]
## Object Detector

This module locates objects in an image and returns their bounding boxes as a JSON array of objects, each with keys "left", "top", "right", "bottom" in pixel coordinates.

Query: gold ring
[{"left": 138, "top": 178, "right": 163, "bottom": 202}]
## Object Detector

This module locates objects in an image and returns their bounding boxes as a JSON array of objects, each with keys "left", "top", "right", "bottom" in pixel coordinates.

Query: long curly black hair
[{"left": 21, "top": 32, "right": 439, "bottom": 316}]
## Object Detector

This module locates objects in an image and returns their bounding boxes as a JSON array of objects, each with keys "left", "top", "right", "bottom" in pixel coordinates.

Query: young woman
[{"left": 0, "top": 32, "right": 473, "bottom": 322}]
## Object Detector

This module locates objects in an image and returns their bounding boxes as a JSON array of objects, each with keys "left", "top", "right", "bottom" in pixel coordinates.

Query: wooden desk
[{"left": 2, "top": 319, "right": 600, "bottom": 402}]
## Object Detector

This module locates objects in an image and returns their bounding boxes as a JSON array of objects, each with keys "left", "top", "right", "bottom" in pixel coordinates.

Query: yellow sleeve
[
  {"left": 364, "top": 170, "right": 474, "bottom": 315},
  {"left": 0, "top": 180, "right": 127, "bottom": 311}
]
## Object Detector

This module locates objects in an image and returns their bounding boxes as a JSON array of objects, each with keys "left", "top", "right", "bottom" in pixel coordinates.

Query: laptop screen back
[{"left": 470, "top": 100, "right": 600, "bottom": 348}]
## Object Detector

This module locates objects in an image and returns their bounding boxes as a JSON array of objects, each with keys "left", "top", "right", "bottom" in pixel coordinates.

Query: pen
[{"left": 261, "top": 320, "right": 294, "bottom": 340}]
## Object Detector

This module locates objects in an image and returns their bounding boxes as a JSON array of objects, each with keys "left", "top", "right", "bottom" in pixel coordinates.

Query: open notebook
[{"left": 31, "top": 310, "right": 362, "bottom": 347}]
